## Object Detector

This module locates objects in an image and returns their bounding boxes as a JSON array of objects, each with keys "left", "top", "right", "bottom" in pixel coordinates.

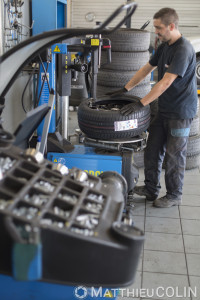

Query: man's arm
[
  {"left": 125, "top": 62, "right": 156, "bottom": 91},
  {"left": 121, "top": 72, "right": 178, "bottom": 116},
  {"left": 140, "top": 72, "right": 178, "bottom": 106}
]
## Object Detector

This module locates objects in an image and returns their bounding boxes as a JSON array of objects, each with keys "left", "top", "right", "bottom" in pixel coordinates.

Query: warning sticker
[
  {"left": 91, "top": 39, "right": 100, "bottom": 46},
  {"left": 53, "top": 45, "right": 61, "bottom": 52},
  {"left": 41, "top": 72, "right": 49, "bottom": 81},
  {"left": 114, "top": 119, "right": 138, "bottom": 131}
]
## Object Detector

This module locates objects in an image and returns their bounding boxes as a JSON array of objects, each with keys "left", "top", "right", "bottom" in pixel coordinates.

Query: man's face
[{"left": 153, "top": 18, "right": 172, "bottom": 42}]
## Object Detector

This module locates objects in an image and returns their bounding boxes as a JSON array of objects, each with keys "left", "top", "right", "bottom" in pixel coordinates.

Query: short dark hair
[{"left": 153, "top": 8, "right": 179, "bottom": 28}]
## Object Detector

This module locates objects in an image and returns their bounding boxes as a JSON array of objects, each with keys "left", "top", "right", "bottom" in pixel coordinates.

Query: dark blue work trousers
[{"left": 144, "top": 113, "right": 192, "bottom": 199}]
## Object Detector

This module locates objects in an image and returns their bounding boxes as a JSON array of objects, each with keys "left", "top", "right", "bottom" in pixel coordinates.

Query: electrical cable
[
  {"left": 36, "top": 62, "right": 50, "bottom": 108},
  {"left": 56, "top": 116, "right": 61, "bottom": 129},
  {"left": 34, "top": 66, "right": 40, "bottom": 108},
  {"left": 38, "top": 55, "right": 51, "bottom": 93},
  {"left": 85, "top": 61, "right": 91, "bottom": 96},
  {"left": 21, "top": 63, "right": 38, "bottom": 113}
]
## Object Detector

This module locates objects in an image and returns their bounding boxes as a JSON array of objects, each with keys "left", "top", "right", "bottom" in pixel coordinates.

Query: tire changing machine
[
  {"left": 45, "top": 32, "right": 148, "bottom": 200},
  {"left": 29, "top": 0, "right": 147, "bottom": 199}
]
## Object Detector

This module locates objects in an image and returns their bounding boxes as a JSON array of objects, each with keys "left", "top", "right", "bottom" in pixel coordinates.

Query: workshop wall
[
  {"left": 71, "top": 0, "right": 200, "bottom": 37},
  {"left": 2, "top": 1, "right": 32, "bottom": 134},
  {"left": 0, "top": 0, "right": 3, "bottom": 56}
]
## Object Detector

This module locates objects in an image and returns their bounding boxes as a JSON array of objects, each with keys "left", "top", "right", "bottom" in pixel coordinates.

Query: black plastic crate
[{"left": 0, "top": 145, "right": 144, "bottom": 287}]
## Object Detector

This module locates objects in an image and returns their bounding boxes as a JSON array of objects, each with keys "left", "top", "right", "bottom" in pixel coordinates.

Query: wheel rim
[
  {"left": 196, "top": 61, "right": 200, "bottom": 80},
  {"left": 89, "top": 96, "right": 140, "bottom": 111}
]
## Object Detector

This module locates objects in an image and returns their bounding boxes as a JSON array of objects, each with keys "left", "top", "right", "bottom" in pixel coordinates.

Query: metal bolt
[
  {"left": 76, "top": 214, "right": 99, "bottom": 229},
  {"left": 24, "top": 148, "right": 44, "bottom": 164},
  {"left": 71, "top": 226, "right": 94, "bottom": 236},
  {"left": 34, "top": 181, "right": 55, "bottom": 193},
  {"left": 47, "top": 176, "right": 61, "bottom": 183},
  {"left": 54, "top": 221, "right": 64, "bottom": 229},
  {"left": 17, "top": 177, "right": 28, "bottom": 183},
  {"left": 0, "top": 157, "right": 16, "bottom": 176},
  {"left": 72, "top": 169, "right": 88, "bottom": 182},
  {"left": 40, "top": 218, "right": 64, "bottom": 229},
  {"left": 87, "top": 193, "right": 104, "bottom": 204},
  {"left": 40, "top": 219, "right": 52, "bottom": 226},
  {"left": 0, "top": 199, "right": 13, "bottom": 210},
  {"left": 58, "top": 193, "right": 78, "bottom": 204},
  {"left": 53, "top": 206, "right": 71, "bottom": 218},
  {"left": 13, "top": 206, "right": 38, "bottom": 219},
  {"left": 52, "top": 163, "right": 69, "bottom": 176},
  {"left": 85, "top": 202, "right": 102, "bottom": 214},
  {"left": 24, "top": 194, "right": 48, "bottom": 206},
  {"left": 81, "top": 180, "right": 95, "bottom": 188}
]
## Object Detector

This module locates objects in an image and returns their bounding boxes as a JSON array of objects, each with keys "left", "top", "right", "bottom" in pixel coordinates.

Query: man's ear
[{"left": 169, "top": 23, "right": 175, "bottom": 31}]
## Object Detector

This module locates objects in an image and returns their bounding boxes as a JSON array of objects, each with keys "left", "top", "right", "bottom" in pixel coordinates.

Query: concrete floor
[{"left": 68, "top": 110, "right": 200, "bottom": 300}]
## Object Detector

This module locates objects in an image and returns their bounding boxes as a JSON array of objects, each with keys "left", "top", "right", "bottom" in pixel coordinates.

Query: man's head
[{"left": 153, "top": 8, "right": 180, "bottom": 43}]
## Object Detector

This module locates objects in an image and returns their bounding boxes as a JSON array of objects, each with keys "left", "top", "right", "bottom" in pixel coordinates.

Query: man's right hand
[{"left": 105, "top": 87, "right": 128, "bottom": 97}]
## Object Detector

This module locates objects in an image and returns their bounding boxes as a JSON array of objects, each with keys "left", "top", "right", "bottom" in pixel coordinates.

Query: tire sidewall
[{"left": 78, "top": 96, "right": 151, "bottom": 140}]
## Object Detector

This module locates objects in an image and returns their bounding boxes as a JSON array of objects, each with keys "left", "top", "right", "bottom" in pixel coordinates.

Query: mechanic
[{"left": 107, "top": 7, "right": 197, "bottom": 208}]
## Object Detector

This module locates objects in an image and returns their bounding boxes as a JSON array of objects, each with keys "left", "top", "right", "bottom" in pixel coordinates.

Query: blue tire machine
[
  {"left": 32, "top": 9, "right": 147, "bottom": 196},
  {"left": 0, "top": 2, "right": 144, "bottom": 299}
]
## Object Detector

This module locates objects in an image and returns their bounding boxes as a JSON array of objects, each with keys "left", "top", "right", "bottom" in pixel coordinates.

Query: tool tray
[{"left": 0, "top": 145, "right": 144, "bottom": 287}]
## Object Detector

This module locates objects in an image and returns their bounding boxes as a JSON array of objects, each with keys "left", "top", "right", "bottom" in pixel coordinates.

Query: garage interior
[{"left": 0, "top": 0, "right": 200, "bottom": 299}]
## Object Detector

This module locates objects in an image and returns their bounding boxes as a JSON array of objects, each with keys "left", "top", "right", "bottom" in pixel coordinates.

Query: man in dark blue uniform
[{"left": 111, "top": 8, "right": 197, "bottom": 208}]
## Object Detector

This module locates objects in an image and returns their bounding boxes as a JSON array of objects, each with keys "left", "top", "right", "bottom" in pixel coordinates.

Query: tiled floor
[{"left": 118, "top": 167, "right": 200, "bottom": 300}]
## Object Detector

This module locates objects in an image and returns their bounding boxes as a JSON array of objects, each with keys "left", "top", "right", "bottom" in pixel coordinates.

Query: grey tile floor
[
  {"left": 118, "top": 167, "right": 200, "bottom": 300},
  {"left": 68, "top": 111, "right": 200, "bottom": 300}
]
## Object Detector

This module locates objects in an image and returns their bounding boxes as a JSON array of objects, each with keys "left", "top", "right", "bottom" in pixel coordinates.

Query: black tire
[
  {"left": 97, "top": 84, "right": 151, "bottom": 99},
  {"left": 196, "top": 57, "right": 200, "bottom": 85},
  {"left": 186, "top": 153, "right": 200, "bottom": 170},
  {"left": 133, "top": 150, "right": 144, "bottom": 168},
  {"left": 97, "top": 69, "right": 151, "bottom": 87},
  {"left": 189, "top": 115, "right": 200, "bottom": 137},
  {"left": 186, "top": 134, "right": 200, "bottom": 156},
  {"left": 78, "top": 96, "right": 151, "bottom": 140},
  {"left": 104, "top": 28, "right": 150, "bottom": 52},
  {"left": 197, "top": 97, "right": 199, "bottom": 115},
  {"left": 101, "top": 51, "right": 149, "bottom": 71}
]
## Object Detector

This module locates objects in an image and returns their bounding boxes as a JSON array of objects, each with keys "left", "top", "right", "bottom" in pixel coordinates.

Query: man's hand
[
  {"left": 120, "top": 101, "right": 144, "bottom": 116},
  {"left": 105, "top": 87, "right": 128, "bottom": 97}
]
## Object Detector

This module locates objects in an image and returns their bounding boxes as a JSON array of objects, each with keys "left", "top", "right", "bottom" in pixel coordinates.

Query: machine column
[{"left": 58, "top": 50, "right": 71, "bottom": 139}]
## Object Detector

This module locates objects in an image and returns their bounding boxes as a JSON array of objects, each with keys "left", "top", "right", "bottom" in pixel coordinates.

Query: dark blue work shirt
[{"left": 149, "top": 36, "right": 197, "bottom": 119}]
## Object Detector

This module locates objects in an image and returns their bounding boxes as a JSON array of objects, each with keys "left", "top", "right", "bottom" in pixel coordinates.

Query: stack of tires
[
  {"left": 96, "top": 29, "right": 151, "bottom": 168},
  {"left": 162, "top": 98, "right": 200, "bottom": 170},
  {"left": 97, "top": 28, "right": 151, "bottom": 98},
  {"left": 186, "top": 97, "right": 200, "bottom": 170},
  {"left": 129, "top": 97, "right": 200, "bottom": 170}
]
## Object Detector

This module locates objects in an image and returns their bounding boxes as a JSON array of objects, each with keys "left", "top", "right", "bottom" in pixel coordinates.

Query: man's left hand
[{"left": 120, "top": 101, "right": 144, "bottom": 116}]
